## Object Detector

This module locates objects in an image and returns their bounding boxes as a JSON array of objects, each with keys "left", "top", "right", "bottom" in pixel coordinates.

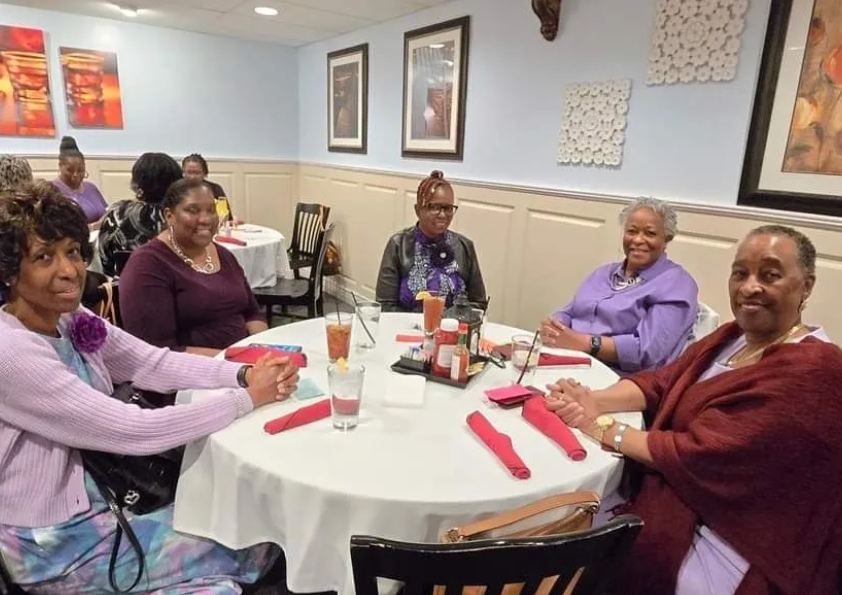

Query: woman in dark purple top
[
  {"left": 51, "top": 136, "right": 108, "bottom": 228},
  {"left": 119, "top": 178, "right": 267, "bottom": 355}
]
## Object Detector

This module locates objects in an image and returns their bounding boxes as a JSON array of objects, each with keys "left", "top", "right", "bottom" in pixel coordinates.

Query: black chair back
[
  {"left": 290, "top": 202, "right": 330, "bottom": 260},
  {"left": 351, "top": 515, "right": 643, "bottom": 595},
  {"left": 309, "top": 223, "right": 336, "bottom": 304},
  {"left": 113, "top": 250, "right": 133, "bottom": 277}
]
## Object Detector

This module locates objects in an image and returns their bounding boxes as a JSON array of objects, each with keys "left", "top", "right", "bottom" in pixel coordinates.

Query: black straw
[
  {"left": 350, "top": 292, "right": 376, "bottom": 345},
  {"left": 515, "top": 330, "right": 540, "bottom": 385}
]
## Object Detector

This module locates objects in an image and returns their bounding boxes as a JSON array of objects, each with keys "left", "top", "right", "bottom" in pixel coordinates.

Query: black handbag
[{"left": 81, "top": 383, "right": 184, "bottom": 592}]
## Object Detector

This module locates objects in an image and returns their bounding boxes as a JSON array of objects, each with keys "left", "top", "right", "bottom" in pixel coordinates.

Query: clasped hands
[
  {"left": 245, "top": 353, "right": 300, "bottom": 408},
  {"left": 539, "top": 317, "right": 588, "bottom": 352},
  {"left": 544, "top": 378, "right": 600, "bottom": 438}
]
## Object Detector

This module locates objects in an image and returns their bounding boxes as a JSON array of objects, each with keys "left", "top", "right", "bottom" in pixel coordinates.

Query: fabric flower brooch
[
  {"left": 68, "top": 312, "right": 107, "bottom": 353},
  {"left": 430, "top": 242, "right": 455, "bottom": 268}
]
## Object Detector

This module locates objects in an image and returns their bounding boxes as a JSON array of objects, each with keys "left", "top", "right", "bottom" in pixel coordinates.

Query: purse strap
[
  {"left": 88, "top": 467, "right": 145, "bottom": 593},
  {"left": 97, "top": 282, "right": 116, "bottom": 326},
  {"left": 443, "top": 491, "right": 600, "bottom": 543}
]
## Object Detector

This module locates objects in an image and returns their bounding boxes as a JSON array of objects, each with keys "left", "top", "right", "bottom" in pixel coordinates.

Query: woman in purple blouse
[
  {"left": 375, "top": 170, "right": 487, "bottom": 312},
  {"left": 119, "top": 177, "right": 267, "bottom": 356},
  {"left": 51, "top": 136, "right": 108, "bottom": 229},
  {"left": 540, "top": 198, "right": 698, "bottom": 372}
]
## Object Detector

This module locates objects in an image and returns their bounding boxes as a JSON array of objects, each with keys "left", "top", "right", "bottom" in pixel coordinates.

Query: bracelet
[
  {"left": 236, "top": 365, "right": 252, "bottom": 389},
  {"left": 613, "top": 423, "right": 629, "bottom": 454}
]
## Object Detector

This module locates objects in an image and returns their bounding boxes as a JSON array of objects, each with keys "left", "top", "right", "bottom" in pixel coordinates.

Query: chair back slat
[
  {"left": 291, "top": 202, "right": 330, "bottom": 258},
  {"left": 308, "top": 224, "right": 336, "bottom": 301},
  {"left": 350, "top": 515, "right": 643, "bottom": 595}
]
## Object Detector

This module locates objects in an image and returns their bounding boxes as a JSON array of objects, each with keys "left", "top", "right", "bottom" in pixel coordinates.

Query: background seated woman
[
  {"left": 97, "top": 152, "right": 184, "bottom": 277},
  {"left": 376, "top": 170, "right": 487, "bottom": 313},
  {"left": 119, "top": 178, "right": 267, "bottom": 357},
  {"left": 0, "top": 181, "right": 299, "bottom": 593},
  {"left": 540, "top": 197, "right": 698, "bottom": 372},
  {"left": 547, "top": 225, "right": 840, "bottom": 595},
  {"left": 51, "top": 136, "right": 108, "bottom": 230},
  {"left": 182, "top": 153, "right": 237, "bottom": 224}
]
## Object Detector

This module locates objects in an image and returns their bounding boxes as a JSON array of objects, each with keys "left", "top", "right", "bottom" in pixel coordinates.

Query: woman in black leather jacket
[{"left": 375, "top": 170, "right": 487, "bottom": 312}]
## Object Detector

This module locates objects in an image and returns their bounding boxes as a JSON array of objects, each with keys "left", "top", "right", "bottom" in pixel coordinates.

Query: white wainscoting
[{"left": 298, "top": 163, "right": 842, "bottom": 342}]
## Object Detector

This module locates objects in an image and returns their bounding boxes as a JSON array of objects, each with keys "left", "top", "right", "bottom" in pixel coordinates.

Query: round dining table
[
  {"left": 216, "top": 224, "right": 292, "bottom": 288},
  {"left": 173, "top": 313, "right": 641, "bottom": 595}
]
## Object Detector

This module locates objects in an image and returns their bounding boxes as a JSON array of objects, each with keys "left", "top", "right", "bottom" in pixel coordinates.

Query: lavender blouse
[
  {"left": 553, "top": 255, "right": 698, "bottom": 372},
  {"left": 52, "top": 179, "right": 108, "bottom": 224}
]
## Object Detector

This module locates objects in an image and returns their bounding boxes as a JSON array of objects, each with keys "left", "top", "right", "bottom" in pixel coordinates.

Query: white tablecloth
[
  {"left": 173, "top": 314, "right": 641, "bottom": 594},
  {"left": 216, "top": 224, "right": 292, "bottom": 288}
]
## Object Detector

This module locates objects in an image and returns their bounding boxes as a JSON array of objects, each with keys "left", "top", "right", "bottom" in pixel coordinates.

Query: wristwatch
[
  {"left": 589, "top": 335, "right": 603, "bottom": 357},
  {"left": 236, "top": 365, "right": 252, "bottom": 388},
  {"left": 593, "top": 414, "right": 615, "bottom": 444},
  {"left": 613, "top": 423, "right": 630, "bottom": 454}
]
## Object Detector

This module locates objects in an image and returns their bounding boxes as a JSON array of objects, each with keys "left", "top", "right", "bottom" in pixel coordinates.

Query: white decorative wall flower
[
  {"left": 647, "top": 0, "right": 749, "bottom": 85},
  {"left": 558, "top": 80, "right": 632, "bottom": 168}
]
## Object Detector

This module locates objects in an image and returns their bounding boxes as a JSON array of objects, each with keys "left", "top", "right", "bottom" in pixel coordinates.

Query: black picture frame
[{"left": 738, "top": 0, "right": 842, "bottom": 218}]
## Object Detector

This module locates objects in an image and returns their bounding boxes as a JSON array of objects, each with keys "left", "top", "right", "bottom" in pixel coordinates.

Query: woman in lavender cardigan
[
  {"left": 0, "top": 181, "right": 300, "bottom": 593},
  {"left": 540, "top": 198, "right": 699, "bottom": 373}
]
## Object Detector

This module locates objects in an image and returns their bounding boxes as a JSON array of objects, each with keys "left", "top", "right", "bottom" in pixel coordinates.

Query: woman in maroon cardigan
[
  {"left": 546, "top": 224, "right": 842, "bottom": 595},
  {"left": 119, "top": 178, "right": 267, "bottom": 356}
]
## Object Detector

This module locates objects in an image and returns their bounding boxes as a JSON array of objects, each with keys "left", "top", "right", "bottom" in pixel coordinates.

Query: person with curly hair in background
[
  {"left": 0, "top": 155, "right": 33, "bottom": 193},
  {"left": 97, "top": 153, "right": 184, "bottom": 277}
]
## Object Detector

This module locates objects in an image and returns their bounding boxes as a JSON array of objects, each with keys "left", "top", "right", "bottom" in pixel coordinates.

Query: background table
[
  {"left": 215, "top": 224, "right": 292, "bottom": 288},
  {"left": 173, "top": 313, "right": 641, "bottom": 594}
]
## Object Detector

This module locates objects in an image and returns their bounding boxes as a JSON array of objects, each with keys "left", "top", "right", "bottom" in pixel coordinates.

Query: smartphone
[{"left": 249, "top": 343, "right": 303, "bottom": 353}]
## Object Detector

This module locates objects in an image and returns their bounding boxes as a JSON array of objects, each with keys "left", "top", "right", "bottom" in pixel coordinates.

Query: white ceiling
[{"left": 3, "top": 0, "right": 455, "bottom": 46}]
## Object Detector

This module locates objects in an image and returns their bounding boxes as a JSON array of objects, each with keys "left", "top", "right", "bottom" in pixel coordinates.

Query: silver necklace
[{"left": 169, "top": 230, "right": 215, "bottom": 274}]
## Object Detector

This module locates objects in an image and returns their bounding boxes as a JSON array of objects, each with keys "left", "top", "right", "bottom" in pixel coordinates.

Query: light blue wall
[
  {"left": 0, "top": 3, "right": 299, "bottom": 159},
  {"left": 298, "top": 0, "right": 772, "bottom": 206}
]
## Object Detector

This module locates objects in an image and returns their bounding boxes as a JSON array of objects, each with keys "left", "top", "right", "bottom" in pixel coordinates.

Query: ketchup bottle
[{"left": 432, "top": 318, "right": 459, "bottom": 378}]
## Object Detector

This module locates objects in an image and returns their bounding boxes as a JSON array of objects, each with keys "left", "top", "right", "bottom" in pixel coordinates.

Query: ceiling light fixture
[{"left": 254, "top": 6, "right": 279, "bottom": 16}]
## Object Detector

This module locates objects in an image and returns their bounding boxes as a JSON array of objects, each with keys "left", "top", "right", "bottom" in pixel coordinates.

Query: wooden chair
[
  {"left": 288, "top": 203, "right": 330, "bottom": 279},
  {"left": 350, "top": 515, "right": 643, "bottom": 595},
  {"left": 254, "top": 224, "right": 336, "bottom": 324}
]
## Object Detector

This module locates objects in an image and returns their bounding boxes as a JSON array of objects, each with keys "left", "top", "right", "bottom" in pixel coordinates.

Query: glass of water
[
  {"left": 511, "top": 334, "right": 542, "bottom": 385},
  {"left": 353, "top": 301, "right": 381, "bottom": 356},
  {"left": 328, "top": 362, "right": 365, "bottom": 431}
]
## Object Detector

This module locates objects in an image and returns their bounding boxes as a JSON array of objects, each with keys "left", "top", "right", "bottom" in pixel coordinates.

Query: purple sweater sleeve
[
  {"left": 612, "top": 268, "right": 698, "bottom": 371},
  {"left": 0, "top": 323, "right": 253, "bottom": 456}
]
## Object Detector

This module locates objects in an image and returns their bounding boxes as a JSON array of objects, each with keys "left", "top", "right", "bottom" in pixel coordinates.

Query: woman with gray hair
[
  {"left": 0, "top": 155, "right": 33, "bottom": 192},
  {"left": 540, "top": 197, "right": 698, "bottom": 372}
]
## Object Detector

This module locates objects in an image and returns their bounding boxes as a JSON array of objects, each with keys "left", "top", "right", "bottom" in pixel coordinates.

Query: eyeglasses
[{"left": 425, "top": 203, "right": 458, "bottom": 216}]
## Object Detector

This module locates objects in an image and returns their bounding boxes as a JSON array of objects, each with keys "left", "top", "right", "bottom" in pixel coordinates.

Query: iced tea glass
[
  {"left": 324, "top": 312, "right": 352, "bottom": 362},
  {"left": 422, "top": 293, "right": 445, "bottom": 336}
]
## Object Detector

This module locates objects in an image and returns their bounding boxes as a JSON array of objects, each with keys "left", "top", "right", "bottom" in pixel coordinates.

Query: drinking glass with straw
[
  {"left": 512, "top": 330, "right": 541, "bottom": 385},
  {"left": 350, "top": 293, "right": 380, "bottom": 356},
  {"left": 324, "top": 299, "right": 352, "bottom": 362}
]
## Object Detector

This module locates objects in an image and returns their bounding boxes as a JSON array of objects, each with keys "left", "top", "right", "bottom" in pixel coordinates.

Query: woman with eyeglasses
[
  {"left": 376, "top": 170, "right": 487, "bottom": 312},
  {"left": 51, "top": 137, "right": 108, "bottom": 230}
]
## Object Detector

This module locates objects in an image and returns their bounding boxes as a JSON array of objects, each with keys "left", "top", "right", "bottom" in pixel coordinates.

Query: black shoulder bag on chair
[{"left": 80, "top": 384, "right": 184, "bottom": 592}]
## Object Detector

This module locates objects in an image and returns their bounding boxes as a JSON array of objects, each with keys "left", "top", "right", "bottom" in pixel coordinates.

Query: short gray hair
[
  {"left": 619, "top": 197, "right": 678, "bottom": 241},
  {"left": 0, "top": 155, "right": 32, "bottom": 193}
]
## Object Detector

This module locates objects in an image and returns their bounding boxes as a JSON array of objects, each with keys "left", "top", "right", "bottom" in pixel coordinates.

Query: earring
[{"left": 799, "top": 300, "right": 807, "bottom": 313}]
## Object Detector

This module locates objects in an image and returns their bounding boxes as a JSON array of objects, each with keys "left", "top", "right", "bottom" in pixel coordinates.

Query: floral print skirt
[{"left": 0, "top": 472, "right": 279, "bottom": 594}]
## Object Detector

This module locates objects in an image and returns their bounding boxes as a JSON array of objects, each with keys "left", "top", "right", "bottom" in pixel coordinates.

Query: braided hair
[
  {"left": 416, "top": 170, "right": 451, "bottom": 206},
  {"left": 182, "top": 153, "right": 209, "bottom": 176}
]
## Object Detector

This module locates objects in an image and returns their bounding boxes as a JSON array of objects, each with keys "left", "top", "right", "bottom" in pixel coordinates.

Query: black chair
[
  {"left": 288, "top": 203, "right": 330, "bottom": 279},
  {"left": 113, "top": 250, "right": 133, "bottom": 277},
  {"left": 350, "top": 515, "right": 643, "bottom": 595},
  {"left": 254, "top": 223, "right": 336, "bottom": 324}
]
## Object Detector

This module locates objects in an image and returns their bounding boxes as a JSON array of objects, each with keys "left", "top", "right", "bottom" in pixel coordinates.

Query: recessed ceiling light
[{"left": 254, "top": 6, "right": 279, "bottom": 16}]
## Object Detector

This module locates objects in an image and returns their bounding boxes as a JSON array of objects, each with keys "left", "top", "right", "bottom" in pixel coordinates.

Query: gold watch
[{"left": 593, "top": 415, "right": 615, "bottom": 445}]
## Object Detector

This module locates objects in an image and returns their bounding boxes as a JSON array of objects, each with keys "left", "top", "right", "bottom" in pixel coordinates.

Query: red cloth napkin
[
  {"left": 225, "top": 346, "right": 307, "bottom": 368},
  {"left": 264, "top": 399, "right": 331, "bottom": 434},
  {"left": 538, "top": 354, "right": 591, "bottom": 367},
  {"left": 522, "top": 396, "right": 587, "bottom": 461},
  {"left": 493, "top": 345, "right": 590, "bottom": 367},
  {"left": 215, "top": 235, "right": 247, "bottom": 246},
  {"left": 466, "top": 411, "right": 531, "bottom": 479}
]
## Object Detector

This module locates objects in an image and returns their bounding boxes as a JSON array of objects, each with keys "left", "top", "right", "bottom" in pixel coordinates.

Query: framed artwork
[
  {"left": 327, "top": 43, "right": 368, "bottom": 153},
  {"left": 401, "top": 16, "right": 470, "bottom": 160},
  {"left": 739, "top": 0, "right": 842, "bottom": 218},
  {"left": 60, "top": 47, "right": 124, "bottom": 129},
  {"left": 0, "top": 25, "right": 55, "bottom": 137}
]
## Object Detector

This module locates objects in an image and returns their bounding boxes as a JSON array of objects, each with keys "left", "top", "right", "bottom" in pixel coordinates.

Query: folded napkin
[
  {"left": 215, "top": 235, "right": 247, "bottom": 246},
  {"left": 466, "top": 411, "right": 531, "bottom": 479},
  {"left": 522, "top": 396, "right": 587, "bottom": 461},
  {"left": 396, "top": 332, "right": 424, "bottom": 343},
  {"left": 225, "top": 346, "right": 307, "bottom": 368},
  {"left": 538, "top": 354, "right": 591, "bottom": 367},
  {"left": 292, "top": 378, "right": 324, "bottom": 401},
  {"left": 384, "top": 373, "right": 425, "bottom": 408},
  {"left": 264, "top": 399, "right": 331, "bottom": 434}
]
